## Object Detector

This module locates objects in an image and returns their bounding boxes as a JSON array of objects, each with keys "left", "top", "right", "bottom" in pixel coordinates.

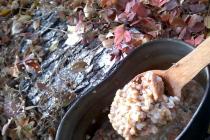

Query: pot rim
[{"left": 56, "top": 38, "right": 210, "bottom": 140}]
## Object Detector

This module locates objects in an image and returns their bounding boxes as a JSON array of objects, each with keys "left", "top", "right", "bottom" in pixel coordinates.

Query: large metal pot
[{"left": 56, "top": 39, "right": 210, "bottom": 140}]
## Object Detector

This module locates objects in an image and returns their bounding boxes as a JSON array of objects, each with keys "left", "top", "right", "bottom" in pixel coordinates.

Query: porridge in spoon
[{"left": 91, "top": 71, "right": 204, "bottom": 140}]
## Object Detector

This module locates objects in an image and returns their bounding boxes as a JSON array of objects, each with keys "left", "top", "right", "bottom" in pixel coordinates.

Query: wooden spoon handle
[{"left": 166, "top": 37, "right": 210, "bottom": 90}]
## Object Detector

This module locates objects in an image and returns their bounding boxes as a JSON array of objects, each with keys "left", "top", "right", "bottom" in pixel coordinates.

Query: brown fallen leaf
[
  {"left": 48, "top": 128, "right": 56, "bottom": 140},
  {"left": 7, "top": 56, "right": 21, "bottom": 77},
  {"left": 32, "top": 20, "right": 41, "bottom": 30},
  {"left": 102, "top": 38, "right": 114, "bottom": 48},
  {"left": 110, "top": 48, "right": 123, "bottom": 61},
  {"left": 100, "top": 0, "right": 115, "bottom": 7},
  {"left": 24, "top": 58, "right": 41, "bottom": 74},
  {"left": 128, "top": 31, "right": 149, "bottom": 47},
  {"left": 11, "top": 21, "right": 25, "bottom": 35},
  {"left": 15, "top": 116, "right": 29, "bottom": 128},
  {"left": 13, "top": 115, "right": 36, "bottom": 140},
  {"left": 71, "top": 60, "right": 88, "bottom": 72},
  {"left": 16, "top": 54, "right": 41, "bottom": 74},
  {"left": 99, "top": 0, "right": 128, "bottom": 10},
  {"left": 84, "top": 0, "right": 95, "bottom": 18},
  {"left": 11, "top": 15, "right": 32, "bottom": 35},
  {"left": 9, "top": 66, "right": 20, "bottom": 78},
  {"left": 160, "top": 12, "right": 170, "bottom": 22},
  {"left": 60, "top": 92, "right": 77, "bottom": 107},
  {"left": 0, "top": 35, "right": 11, "bottom": 45},
  {"left": 36, "top": 82, "right": 48, "bottom": 91},
  {"left": 99, "top": 32, "right": 114, "bottom": 48},
  {"left": 170, "top": 17, "right": 186, "bottom": 27},
  {"left": 69, "top": 0, "right": 84, "bottom": 7},
  {"left": 134, "top": 17, "right": 162, "bottom": 34},
  {"left": 99, "top": 9, "right": 116, "bottom": 23}
]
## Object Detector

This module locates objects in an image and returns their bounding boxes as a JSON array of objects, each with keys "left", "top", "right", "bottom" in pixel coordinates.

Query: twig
[{"left": 40, "top": 25, "right": 68, "bottom": 34}]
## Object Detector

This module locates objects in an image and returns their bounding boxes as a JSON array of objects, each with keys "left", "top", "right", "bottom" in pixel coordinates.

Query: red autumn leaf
[
  {"left": 185, "top": 39, "right": 194, "bottom": 46},
  {"left": 114, "top": 25, "right": 125, "bottom": 45},
  {"left": 185, "top": 34, "right": 204, "bottom": 46},
  {"left": 117, "top": 12, "right": 136, "bottom": 22},
  {"left": 132, "top": 2, "right": 148, "bottom": 17},
  {"left": 135, "top": 17, "right": 162, "bottom": 33},
  {"left": 117, "top": 0, "right": 148, "bottom": 22},
  {"left": 114, "top": 25, "right": 131, "bottom": 45},
  {"left": 124, "top": 30, "right": 132, "bottom": 42}
]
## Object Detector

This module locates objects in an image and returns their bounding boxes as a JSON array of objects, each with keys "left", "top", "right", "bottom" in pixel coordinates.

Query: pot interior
[{"left": 56, "top": 39, "right": 209, "bottom": 140}]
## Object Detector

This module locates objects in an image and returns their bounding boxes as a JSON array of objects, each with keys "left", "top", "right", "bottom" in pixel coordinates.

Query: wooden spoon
[{"left": 152, "top": 37, "right": 210, "bottom": 97}]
